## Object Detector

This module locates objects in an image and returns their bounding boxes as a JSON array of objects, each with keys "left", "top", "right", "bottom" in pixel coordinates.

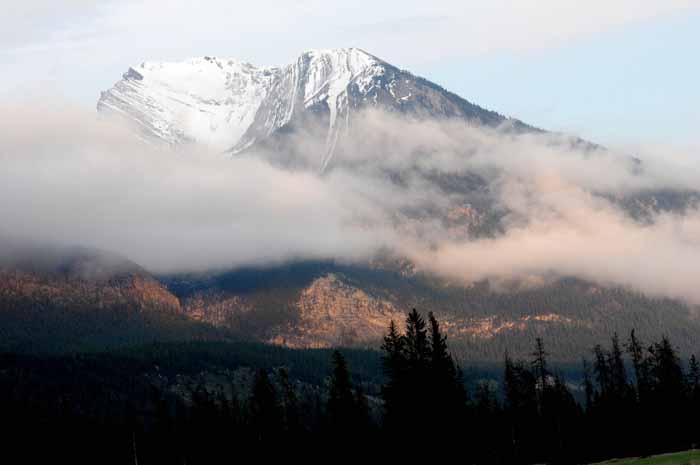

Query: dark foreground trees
[{"left": 2, "top": 310, "right": 700, "bottom": 464}]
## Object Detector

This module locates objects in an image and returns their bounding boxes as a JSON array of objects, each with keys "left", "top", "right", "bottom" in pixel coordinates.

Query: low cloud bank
[{"left": 1, "top": 103, "right": 699, "bottom": 304}]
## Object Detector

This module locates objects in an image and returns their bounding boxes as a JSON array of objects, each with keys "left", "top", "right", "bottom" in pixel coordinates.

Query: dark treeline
[{"left": 2, "top": 310, "right": 699, "bottom": 464}]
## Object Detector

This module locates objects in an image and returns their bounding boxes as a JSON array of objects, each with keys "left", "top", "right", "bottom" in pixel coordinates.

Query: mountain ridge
[
  {"left": 98, "top": 48, "right": 535, "bottom": 170},
  {"left": 6, "top": 48, "right": 690, "bottom": 360}
]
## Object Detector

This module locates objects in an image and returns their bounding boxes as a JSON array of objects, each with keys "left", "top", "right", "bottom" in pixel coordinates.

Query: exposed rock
[{"left": 269, "top": 273, "right": 405, "bottom": 348}]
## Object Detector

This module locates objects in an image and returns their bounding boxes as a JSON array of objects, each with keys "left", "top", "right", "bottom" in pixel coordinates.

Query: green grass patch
[{"left": 593, "top": 450, "right": 700, "bottom": 465}]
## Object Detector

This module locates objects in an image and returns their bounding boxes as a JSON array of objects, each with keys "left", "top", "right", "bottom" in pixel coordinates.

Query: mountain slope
[
  {"left": 76, "top": 48, "right": 699, "bottom": 360},
  {"left": 98, "top": 48, "right": 533, "bottom": 169},
  {"left": 0, "top": 245, "right": 230, "bottom": 353},
  {"left": 161, "top": 261, "right": 700, "bottom": 362}
]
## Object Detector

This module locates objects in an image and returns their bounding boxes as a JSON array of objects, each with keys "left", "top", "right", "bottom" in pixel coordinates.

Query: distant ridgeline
[{"left": 2, "top": 251, "right": 700, "bottom": 362}]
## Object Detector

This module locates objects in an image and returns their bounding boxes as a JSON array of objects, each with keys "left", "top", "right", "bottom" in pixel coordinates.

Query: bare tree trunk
[{"left": 132, "top": 431, "right": 138, "bottom": 465}]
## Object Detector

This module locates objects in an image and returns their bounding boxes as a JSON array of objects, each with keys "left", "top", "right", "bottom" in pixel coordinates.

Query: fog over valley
[{"left": 2, "top": 101, "right": 699, "bottom": 305}]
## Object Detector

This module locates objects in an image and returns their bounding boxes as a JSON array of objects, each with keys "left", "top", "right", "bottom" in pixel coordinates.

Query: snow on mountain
[
  {"left": 98, "top": 48, "right": 529, "bottom": 168},
  {"left": 98, "top": 56, "right": 279, "bottom": 149}
]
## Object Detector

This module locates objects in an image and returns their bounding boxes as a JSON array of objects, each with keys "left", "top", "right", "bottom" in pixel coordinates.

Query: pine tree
[
  {"left": 404, "top": 309, "right": 430, "bottom": 370},
  {"left": 627, "top": 330, "right": 650, "bottom": 401},
  {"left": 504, "top": 353, "right": 539, "bottom": 464},
  {"left": 650, "top": 336, "right": 685, "bottom": 396},
  {"left": 648, "top": 336, "right": 687, "bottom": 452},
  {"left": 327, "top": 350, "right": 356, "bottom": 430},
  {"left": 531, "top": 338, "right": 549, "bottom": 393},
  {"left": 688, "top": 355, "right": 700, "bottom": 446},
  {"left": 688, "top": 355, "right": 700, "bottom": 396},
  {"left": 353, "top": 382, "right": 371, "bottom": 429},
  {"left": 593, "top": 344, "right": 611, "bottom": 397},
  {"left": 380, "top": 319, "right": 407, "bottom": 430},
  {"left": 249, "top": 369, "right": 282, "bottom": 443},
  {"left": 428, "top": 311, "right": 463, "bottom": 399},
  {"left": 608, "top": 332, "right": 629, "bottom": 398},
  {"left": 429, "top": 311, "right": 450, "bottom": 368},
  {"left": 276, "top": 367, "right": 300, "bottom": 434},
  {"left": 427, "top": 312, "right": 467, "bottom": 440}
]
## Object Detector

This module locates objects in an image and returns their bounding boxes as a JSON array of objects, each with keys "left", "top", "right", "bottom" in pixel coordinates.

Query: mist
[{"left": 1, "top": 102, "right": 699, "bottom": 304}]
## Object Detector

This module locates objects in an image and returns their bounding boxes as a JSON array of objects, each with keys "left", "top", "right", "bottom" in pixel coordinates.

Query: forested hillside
[{"left": 3, "top": 311, "right": 699, "bottom": 464}]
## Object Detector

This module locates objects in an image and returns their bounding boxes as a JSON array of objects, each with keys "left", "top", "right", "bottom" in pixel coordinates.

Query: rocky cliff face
[{"left": 267, "top": 273, "right": 405, "bottom": 348}]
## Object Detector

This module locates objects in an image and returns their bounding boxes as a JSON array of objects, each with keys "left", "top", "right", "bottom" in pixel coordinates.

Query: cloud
[
  {"left": 3, "top": 0, "right": 698, "bottom": 103},
  {"left": 6, "top": 1, "right": 697, "bottom": 58},
  {"left": 0, "top": 104, "right": 394, "bottom": 271},
  {"left": 407, "top": 184, "right": 700, "bottom": 303},
  {"left": 1, "top": 102, "right": 700, "bottom": 306}
]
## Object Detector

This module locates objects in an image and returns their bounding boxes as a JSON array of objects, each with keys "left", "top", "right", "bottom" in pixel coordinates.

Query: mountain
[
  {"left": 160, "top": 260, "right": 700, "bottom": 362},
  {"left": 6, "top": 48, "right": 691, "bottom": 360},
  {"left": 0, "top": 244, "right": 231, "bottom": 353},
  {"left": 98, "top": 48, "right": 534, "bottom": 170}
]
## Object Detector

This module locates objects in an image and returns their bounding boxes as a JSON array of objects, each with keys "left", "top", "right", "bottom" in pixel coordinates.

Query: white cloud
[{"left": 2, "top": 103, "right": 700, "bottom": 306}]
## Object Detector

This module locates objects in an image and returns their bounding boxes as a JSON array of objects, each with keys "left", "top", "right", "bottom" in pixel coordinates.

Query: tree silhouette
[
  {"left": 249, "top": 369, "right": 282, "bottom": 444},
  {"left": 327, "top": 350, "right": 356, "bottom": 430}
]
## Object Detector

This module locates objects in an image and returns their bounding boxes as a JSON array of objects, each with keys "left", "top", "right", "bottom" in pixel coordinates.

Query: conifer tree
[
  {"left": 327, "top": 350, "right": 356, "bottom": 430},
  {"left": 688, "top": 355, "right": 700, "bottom": 445},
  {"left": 380, "top": 319, "right": 407, "bottom": 429},
  {"left": 688, "top": 355, "right": 700, "bottom": 396},
  {"left": 404, "top": 309, "right": 430, "bottom": 370},
  {"left": 593, "top": 344, "right": 611, "bottom": 397},
  {"left": 276, "top": 367, "right": 300, "bottom": 434},
  {"left": 249, "top": 369, "right": 282, "bottom": 443},
  {"left": 627, "top": 330, "right": 650, "bottom": 401},
  {"left": 608, "top": 332, "right": 629, "bottom": 398},
  {"left": 531, "top": 338, "right": 549, "bottom": 393},
  {"left": 354, "top": 383, "right": 371, "bottom": 430},
  {"left": 428, "top": 311, "right": 463, "bottom": 398},
  {"left": 427, "top": 312, "right": 466, "bottom": 438},
  {"left": 582, "top": 359, "right": 595, "bottom": 410},
  {"left": 504, "top": 353, "right": 539, "bottom": 464}
]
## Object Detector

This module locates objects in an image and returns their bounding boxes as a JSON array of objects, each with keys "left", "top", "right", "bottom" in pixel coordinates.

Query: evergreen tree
[
  {"left": 627, "top": 330, "right": 650, "bottom": 400},
  {"left": 249, "top": 369, "right": 282, "bottom": 444},
  {"left": 472, "top": 381, "right": 503, "bottom": 464},
  {"left": 353, "top": 382, "right": 371, "bottom": 430},
  {"left": 276, "top": 367, "right": 300, "bottom": 435},
  {"left": 648, "top": 336, "right": 687, "bottom": 452},
  {"left": 688, "top": 355, "right": 700, "bottom": 446},
  {"left": 688, "top": 355, "right": 700, "bottom": 398},
  {"left": 608, "top": 333, "right": 629, "bottom": 398},
  {"left": 593, "top": 344, "right": 611, "bottom": 397},
  {"left": 380, "top": 319, "right": 407, "bottom": 430},
  {"left": 504, "top": 353, "right": 539, "bottom": 464},
  {"left": 545, "top": 372, "right": 581, "bottom": 465},
  {"left": 326, "top": 350, "right": 356, "bottom": 430},
  {"left": 427, "top": 312, "right": 467, "bottom": 440},
  {"left": 531, "top": 337, "right": 550, "bottom": 393},
  {"left": 404, "top": 309, "right": 430, "bottom": 370},
  {"left": 582, "top": 359, "right": 595, "bottom": 411},
  {"left": 428, "top": 312, "right": 464, "bottom": 400}
]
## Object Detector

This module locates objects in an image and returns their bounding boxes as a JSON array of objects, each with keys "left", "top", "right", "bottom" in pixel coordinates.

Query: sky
[{"left": 1, "top": 0, "right": 699, "bottom": 148}]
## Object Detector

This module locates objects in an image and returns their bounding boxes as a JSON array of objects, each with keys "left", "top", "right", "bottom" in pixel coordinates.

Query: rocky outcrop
[{"left": 267, "top": 273, "right": 405, "bottom": 348}]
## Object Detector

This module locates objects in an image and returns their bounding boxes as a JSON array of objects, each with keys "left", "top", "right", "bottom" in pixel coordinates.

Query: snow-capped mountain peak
[
  {"left": 98, "top": 48, "right": 522, "bottom": 169},
  {"left": 98, "top": 55, "right": 280, "bottom": 149}
]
